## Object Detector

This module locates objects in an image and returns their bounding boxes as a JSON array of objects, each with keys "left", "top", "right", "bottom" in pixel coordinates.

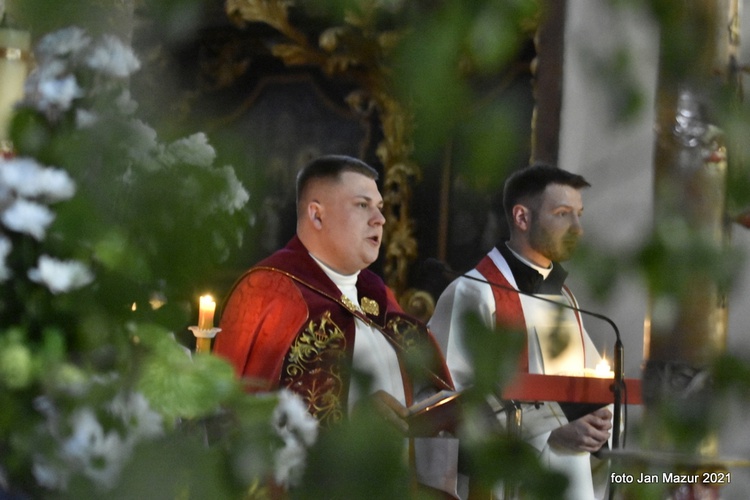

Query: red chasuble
[{"left": 213, "top": 236, "right": 453, "bottom": 428}]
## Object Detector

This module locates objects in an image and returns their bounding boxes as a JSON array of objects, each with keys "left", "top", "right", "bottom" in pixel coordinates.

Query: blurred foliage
[
  {"left": 390, "top": 0, "right": 539, "bottom": 168},
  {"left": 296, "top": 412, "right": 411, "bottom": 500},
  {"left": 0, "top": 14, "right": 284, "bottom": 499},
  {"left": 451, "top": 314, "right": 569, "bottom": 498},
  {"left": 6, "top": 0, "right": 137, "bottom": 40},
  {"left": 2, "top": 0, "right": 750, "bottom": 498}
]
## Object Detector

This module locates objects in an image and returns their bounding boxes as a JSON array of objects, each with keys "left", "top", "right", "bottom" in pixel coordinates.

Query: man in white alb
[{"left": 429, "top": 163, "right": 612, "bottom": 499}]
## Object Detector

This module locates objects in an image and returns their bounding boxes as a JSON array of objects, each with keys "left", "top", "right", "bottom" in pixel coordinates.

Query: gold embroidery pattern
[
  {"left": 340, "top": 294, "right": 359, "bottom": 313},
  {"left": 387, "top": 315, "right": 452, "bottom": 390},
  {"left": 284, "top": 311, "right": 347, "bottom": 426},
  {"left": 360, "top": 297, "right": 380, "bottom": 316},
  {"left": 386, "top": 316, "right": 421, "bottom": 353}
]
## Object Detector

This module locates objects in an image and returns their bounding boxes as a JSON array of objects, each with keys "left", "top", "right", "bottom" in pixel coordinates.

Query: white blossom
[
  {"left": 85, "top": 34, "right": 140, "bottom": 78},
  {"left": 36, "top": 74, "right": 83, "bottom": 112},
  {"left": 30, "top": 59, "right": 68, "bottom": 82},
  {"left": 0, "top": 157, "right": 76, "bottom": 202},
  {"left": 115, "top": 89, "right": 138, "bottom": 115},
  {"left": 35, "top": 27, "right": 91, "bottom": 61},
  {"left": 217, "top": 165, "right": 250, "bottom": 214},
  {"left": 125, "top": 119, "right": 162, "bottom": 172},
  {"left": 33, "top": 389, "right": 164, "bottom": 492},
  {"left": 274, "top": 439, "right": 307, "bottom": 488},
  {"left": 107, "top": 391, "right": 163, "bottom": 442},
  {"left": 271, "top": 390, "right": 318, "bottom": 488},
  {"left": 28, "top": 255, "right": 94, "bottom": 294},
  {"left": 32, "top": 459, "right": 68, "bottom": 491},
  {"left": 62, "top": 408, "right": 125, "bottom": 489},
  {"left": 273, "top": 390, "right": 318, "bottom": 447},
  {"left": 1, "top": 199, "right": 55, "bottom": 240},
  {"left": 75, "top": 108, "right": 99, "bottom": 128},
  {"left": 162, "top": 133, "right": 216, "bottom": 169}
]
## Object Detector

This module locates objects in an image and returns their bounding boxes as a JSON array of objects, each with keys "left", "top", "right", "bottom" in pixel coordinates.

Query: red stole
[
  {"left": 474, "top": 254, "right": 588, "bottom": 375},
  {"left": 475, "top": 254, "right": 529, "bottom": 372}
]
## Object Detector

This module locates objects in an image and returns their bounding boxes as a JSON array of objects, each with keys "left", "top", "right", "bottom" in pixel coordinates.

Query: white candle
[
  {"left": 198, "top": 295, "right": 216, "bottom": 330},
  {"left": 595, "top": 357, "right": 615, "bottom": 379},
  {"left": 0, "top": 24, "right": 30, "bottom": 141}
]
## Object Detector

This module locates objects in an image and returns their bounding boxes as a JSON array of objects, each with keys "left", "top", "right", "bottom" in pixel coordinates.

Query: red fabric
[
  {"left": 213, "top": 236, "right": 453, "bottom": 427},
  {"left": 213, "top": 269, "right": 309, "bottom": 391},
  {"left": 475, "top": 255, "right": 529, "bottom": 372}
]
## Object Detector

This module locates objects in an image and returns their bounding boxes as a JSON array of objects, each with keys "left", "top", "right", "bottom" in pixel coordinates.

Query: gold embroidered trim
[
  {"left": 340, "top": 294, "right": 360, "bottom": 313},
  {"left": 360, "top": 297, "right": 379, "bottom": 316},
  {"left": 284, "top": 311, "right": 346, "bottom": 426}
]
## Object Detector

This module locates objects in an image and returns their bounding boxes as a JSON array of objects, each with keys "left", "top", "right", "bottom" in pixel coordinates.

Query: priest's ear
[
  {"left": 511, "top": 204, "right": 531, "bottom": 232},
  {"left": 305, "top": 200, "right": 324, "bottom": 230}
]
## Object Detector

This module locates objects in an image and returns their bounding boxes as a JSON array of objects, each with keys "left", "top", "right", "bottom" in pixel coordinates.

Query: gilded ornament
[
  {"left": 340, "top": 294, "right": 359, "bottom": 313},
  {"left": 225, "top": 0, "right": 421, "bottom": 298},
  {"left": 360, "top": 297, "right": 379, "bottom": 316},
  {"left": 283, "top": 311, "right": 346, "bottom": 426}
]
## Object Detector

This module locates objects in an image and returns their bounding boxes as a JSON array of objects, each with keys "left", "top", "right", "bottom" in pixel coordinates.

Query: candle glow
[
  {"left": 198, "top": 295, "right": 216, "bottom": 330},
  {"left": 0, "top": 24, "right": 31, "bottom": 142},
  {"left": 595, "top": 356, "right": 614, "bottom": 378}
]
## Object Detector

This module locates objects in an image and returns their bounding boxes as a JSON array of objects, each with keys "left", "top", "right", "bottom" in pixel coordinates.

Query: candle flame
[
  {"left": 198, "top": 294, "right": 216, "bottom": 330},
  {"left": 595, "top": 356, "right": 614, "bottom": 378}
]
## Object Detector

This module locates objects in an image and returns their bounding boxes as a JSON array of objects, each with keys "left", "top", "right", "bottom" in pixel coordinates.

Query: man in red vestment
[{"left": 213, "top": 155, "right": 457, "bottom": 495}]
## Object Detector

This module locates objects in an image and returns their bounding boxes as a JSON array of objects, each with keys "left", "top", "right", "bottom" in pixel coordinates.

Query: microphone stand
[
  {"left": 428, "top": 258, "right": 625, "bottom": 449},
  {"left": 613, "top": 336, "right": 624, "bottom": 449}
]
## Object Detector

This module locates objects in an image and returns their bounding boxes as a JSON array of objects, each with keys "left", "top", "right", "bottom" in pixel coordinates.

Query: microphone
[{"left": 424, "top": 257, "right": 626, "bottom": 449}]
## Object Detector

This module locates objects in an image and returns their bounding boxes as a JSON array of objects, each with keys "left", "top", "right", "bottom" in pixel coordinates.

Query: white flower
[
  {"left": 125, "top": 119, "right": 162, "bottom": 172},
  {"left": 108, "top": 391, "right": 163, "bottom": 442},
  {"left": 75, "top": 108, "right": 99, "bottom": 128},
  {"left": 30, "top": 59, "right": 68, "bottom": 82},
  {"left": 217, "top": 165, "right": 250, "bottom": 214},
  {"left": 0, "top": 236, "right": 11, "bottom": 281},
  {"left": 163, "top": 133, "right": 216, "bottom": 168},
  {"left": 37, "top": 74, "right": 83, "bottom": 111},
  {"left": 271, "top": 390, "right": 318, "bottom": 488},
  {"left": 128, "top": 119, "right": 159, "bottom": 150},
  {"left": 274, "top": 389, "right": 318, "bottom": 447},
  {"left": 85, "top": 34, "right": 140, "bottom": 78},
  {"left": 35, "top": 27, "right": 91, "bottom": 61},
  {"left": 22, "top": 62, "right": 78, "bottom": 117},
  {"left": 32, "top": 459, "right": 68, "bottom": 491},
  {"left": 32, "top": 389, "right": 165, "bottom": 492},
  {"left": 115, "top": 89, "right": 138, "bottom": 115},
  {"left": 1, "top": 199, "right": 55, "bottom": 240},
  {"left": 28, "top": 255, "right": 94, "bottom": 294},
  {"left": 0, "top": 157, "right": 76, "bottom": 202},
  {"left": 274, "top": 439, "right": 307, "bottom": 488},
  {"left": 62, "top": 408, "right": 125, "bottom": 489}
]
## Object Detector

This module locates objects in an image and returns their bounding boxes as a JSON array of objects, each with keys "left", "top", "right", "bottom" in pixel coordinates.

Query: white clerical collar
[
  {"left": 309, "top": 253, "right": 360, "bottom": 288},
  {"left": 505, "top": 242, "right": 553, "bottom": 279}
]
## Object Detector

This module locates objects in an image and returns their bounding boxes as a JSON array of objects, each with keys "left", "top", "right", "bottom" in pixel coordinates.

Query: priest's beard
[{"left": 528, "top": 221, "right": 580, "bottom": 263}]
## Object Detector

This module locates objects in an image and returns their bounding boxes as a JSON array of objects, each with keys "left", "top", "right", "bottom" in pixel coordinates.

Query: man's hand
[
  {"left": 548, "top": 407, "right": 612, "bottom": 453},
  {"left": 356, "top": 390, "right": 410, "bottom": 434}
]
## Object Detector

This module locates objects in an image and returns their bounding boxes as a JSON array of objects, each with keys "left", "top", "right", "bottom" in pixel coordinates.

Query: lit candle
[
  {"left": 198, "top": 295, "right": 216, "bottom": 330},
  {"left": 595, "top": 357, "right": 615, "bottom": 379},
  {"left": 0, "top": 18, "right": 30, "bottom": 144}
]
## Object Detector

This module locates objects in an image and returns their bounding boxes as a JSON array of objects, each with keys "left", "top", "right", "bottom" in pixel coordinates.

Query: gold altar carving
[{"left": 225, "top": 0, "right": 420, "bottom": 296}]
